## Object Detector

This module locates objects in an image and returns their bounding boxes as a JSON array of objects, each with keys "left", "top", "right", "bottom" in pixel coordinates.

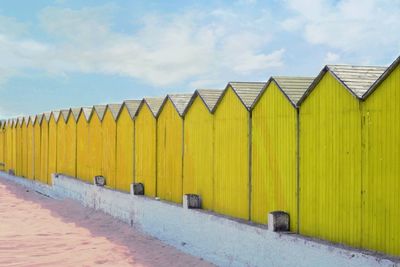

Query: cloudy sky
[{"left": 0, "top": 0, "right": 399, "bottom": 118}]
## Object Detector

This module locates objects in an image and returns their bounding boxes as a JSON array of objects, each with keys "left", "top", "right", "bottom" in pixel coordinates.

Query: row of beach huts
[{"left": 0, "top": 56, "right": 399, "bottom": 257}]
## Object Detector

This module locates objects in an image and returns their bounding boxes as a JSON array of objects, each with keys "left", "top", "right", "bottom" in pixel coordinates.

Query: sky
[{"left": 0, "top": 0, "right": 399, "bottom": 119}]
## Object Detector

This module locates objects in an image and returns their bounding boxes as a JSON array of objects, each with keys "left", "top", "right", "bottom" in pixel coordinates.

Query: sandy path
[{"left": 0, "top": 179, "right": 213, "bottom": 267}]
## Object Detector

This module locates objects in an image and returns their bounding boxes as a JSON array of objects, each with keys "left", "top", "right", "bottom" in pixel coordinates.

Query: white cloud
[
  {"left": 324, "top": 52, "right": 340, "bottom": 63},
  {"left": 0, "top": 5, "right": 284, "bottom": 88},
  {"left": 283, "top": 0, "right": 400, "bottom": 62}
]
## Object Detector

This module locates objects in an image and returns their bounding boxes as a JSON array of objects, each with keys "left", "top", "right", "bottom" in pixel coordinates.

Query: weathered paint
[
  {"left": 76, "top": 111, "right": 91, "bottom": 182},
  {"left": 183, "top": 95, "right": 214, "bottom": 210},
  {"left": 88, "top": 111, "right": 102, "bottom": 180},
  {"left": 213, "top": 87, "right": 249, "bottom": 220},
  {"left": 48, "top": 114, "right": 57, "bottom": 184},
  {"left": 40, "top": 117, "right": 49, "bottom": 184},
  {"left": 102, "top": 108, "right": 117, "bottom": 189},
  {"left": 116, "top": 106, "right": 134, "bottom": 192},
  {"left": 251, "top": 81, "right": 298, "bottom": 230},
  {"left": 26, "top": 119, "right": 34, "bottom": 179},
  {"left": 299, "top": 72, "right": 362, "bottom": 247},
  {"left": 361, "top": 63, "right": 400, "bottom": 256},
  {"left": 33, "top": 118, "right": 41, "bottom": 181},
  {"left": 157, "top": 99, "right": 183, "bottom": 203},
  {"left": 135, "top": 102, "right": 157, "bottom": 197}
]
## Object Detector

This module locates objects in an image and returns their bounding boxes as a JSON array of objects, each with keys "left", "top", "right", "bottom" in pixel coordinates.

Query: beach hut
[
  {"left": 0, "top": 121, "right": 5, "bottom": 171},
  {"left": 297, "top": 64, "right": 386, "bottom": 247},
  {"left": 156, "top": 94, "right": 192, "bottom": 204},
  {"left": 251, "top": 77, "right": 314, "bottom": 230},
  {"left": 213, "top": 82, "right": 265, "bottom": 220},
  {"left": 134, "top": 97, "right": 164, "bottom": 197},
  {"left": 11, "top": 119, "right": 17, "bottom": 173},
  {"left": 21, "top": 117, "right": 29, "bottom": 178},
  {"left": 88, "top": 105, "right": 105, "bottom": 181},
  {"left": 33, "top": 114, "right": 43, "bottom": 181},
  {"left": 101, "top": 104, "right": 121, "bottom": 189},
  {"left": 15, "top": 117, "right": 23, "bottom": 176},
  {"left": 182, "top": 89, "right": 223, "bottom": 210},
  {"left": 39, "top": 112, "right": 51, "bottom": 184},
  {"left": 360, "top": 56, "right": 400, "bottom": 256},
  {"left": 48, "top": 111, "right": 59, "bottom": 183},
  {"left": 76, "top": 107, "right": 92, "bottom": 182},
  {"left": 57, "top": 109, "right": 76, "bottom": 177},
  {"left": 4, "top": 120, "right": 11, "bottom": 172},
  {"left": 115, "top": 100, "right": 140, "bottom": 193},
  {"left": 26, "top": 116, "right": 35, "bottom": 179}
]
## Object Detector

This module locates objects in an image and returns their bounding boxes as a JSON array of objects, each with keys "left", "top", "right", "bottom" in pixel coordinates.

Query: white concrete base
[{"left": 0, "top": 171, "right": 398, "bottom": 267}]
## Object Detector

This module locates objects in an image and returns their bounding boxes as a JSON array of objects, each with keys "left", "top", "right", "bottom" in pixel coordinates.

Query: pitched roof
[
  {"left": 363, "top": 56, "right": 400, "bottom": 99},
  {"left": 17, "top": 117, "right": 24, "bottom": 127},
  {"left": 71, "top": 108, "right": 81, "bottom": 121},
  {"left": 299, "top": 64, "right": 386, "bottom": 105},
  {"left": 60, "top": 109, "right": 70, "bottom": 122},
  {"left": 123, "top": 100, "right": 141, "bottom": 119},
  {"left": 163, "top": 94, "right": 193, "bottom": 116},
  {"left": 107, "top": 104, "right": 122, "bottom": 120},
  {"left": 143, "top": 97, "right": 165, "bottom": 117},
  {"left": 81, "top": 107, "right": 92, "bottom": 121},
  {"left": 43, "top": 112, "right": 52, "bottom": 122},
  {"left": 259, "top": 76, "right": 315, "bottom": 107},
  {"left": 183, "top": 89, "right": 223, "bottom": 115},
  {"left": 35, "top": 114, "right": 44, "bottom": 125},
  {"left": 215, "top": 82, "right": 265, "bottom": 111},
  {"left": 51, "top": 111, "right": 60, "bottom": 122},
  {"left": 93, "top": 105, "right": 107, "bottom": 121}
]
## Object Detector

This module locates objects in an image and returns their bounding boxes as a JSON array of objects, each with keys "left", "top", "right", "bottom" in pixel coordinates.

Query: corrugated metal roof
[
  {"left": 51, "top": 111, "right": 60, "bottom": 122},
  {"left": 107, "top": 104, "right": 122, "bottom": 120},
  {"left": 299, "top": 64, "right": 386, "bottom": 105},
  {"left": 144, "top": 97, "right": 164, "bottom": 117},
  {"left": 123, "top": 100, "right": 141, "bottom": 119},
  {"left": 81, "top": 107, "right": 92, "bottom": 121},
  {"left": 93, "top": 105, "right": 107, "bottom": 121},
  {"left": 60, "top": 109, "right": 70, "bottom": 122},
  {"left": 271, "top": 76, "right": 315, "bottom": 106},
  {"left": 44, "top": 112, "right": 52, "bottom": 122},
  {"left": 197, "top": 89, "right": 224, "bottom": 112},
  {"left": 35, "top": 114, "right": 43, "bottom": 125},
  {"left": 328, "top": 65, "right": 386, "bottom": 97},
  {"left": 17, "top": 117, "right": 24, "bottom": 127},
  {"left": 183, "top": 89, "right": 223, "bottom": 115},
  {"left": 216, "top": 82, "right": 265, "bottom": 111},
  {"left": 363, "top": 56, "right": 400, "bottom": 99},
  {"left": 165, "top": 94, "right": 193, "bottom": 116},
  {"left": 71, "top": 108, "right": 81, "bottom": 121}
]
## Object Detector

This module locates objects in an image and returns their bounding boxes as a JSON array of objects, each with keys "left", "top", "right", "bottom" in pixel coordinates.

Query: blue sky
[{"left": 0, "top": 0, "right": 399, "bottom": 118}]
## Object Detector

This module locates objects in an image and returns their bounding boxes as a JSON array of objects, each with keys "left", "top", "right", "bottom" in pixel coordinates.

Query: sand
[{"left": 0, "top": 179, "right": 213, "bottom": 267}]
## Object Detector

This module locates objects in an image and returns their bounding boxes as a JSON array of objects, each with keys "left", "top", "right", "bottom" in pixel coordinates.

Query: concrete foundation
[{"left": 0, "top": 171, "right": 398, "bottom": 267}]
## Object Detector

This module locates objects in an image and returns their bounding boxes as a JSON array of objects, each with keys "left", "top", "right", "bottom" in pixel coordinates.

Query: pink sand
[{"left": 0, "top": 179, "right": 213, "bottom": 267}]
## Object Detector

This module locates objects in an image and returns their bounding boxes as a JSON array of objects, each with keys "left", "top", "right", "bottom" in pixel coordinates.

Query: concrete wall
[{"left": 0, "top": 171, "right": 398, "bottom": 267}]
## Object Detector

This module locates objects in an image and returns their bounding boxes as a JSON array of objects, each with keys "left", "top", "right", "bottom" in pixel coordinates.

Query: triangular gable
[
  {"left": 183, "top": 89, "right": 223, "bottom": 115},
  {"left": 51, "top": 111, "right": 60, "bottom": 123},
  {"left": 93, "top": 105, "right": 107, "bottom": 121},
  {"left": 140, "top": 97, "right": 164, "bottom": 117},
  {"left": 106, "top": 104, "right": 122, "bottom": 120},
  {"left": 122, "top": 100, "right": 141, "bottom": 119},
  {"left": 71, "top": 108, "right": 82, "bottom": 122},
  {"left": 43, "top": 112, "right": 52, "bottom": 122},
  {"left": 298, "top": 64, "right": 386, "bottom": 105},
  {"left": 81, "top": 107, "right": 93, "bottom": 122},
  {"left": 213, "top": 82, "right": 265, "bottom": 113},
  {"left": 60, "top": 109, "right": 70, "bottom": 123},
  {"left": 254, "top": 76, "right": 315, "bottom": 108},
  {"left": 363, "top": 56, "right": 400, "bottom": 99},
  {"left": 34, "top": 114, "right": 43, "bottom": 125},
  {"left": 158, "top": 94, "right": 192, "bottom": 117}
]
